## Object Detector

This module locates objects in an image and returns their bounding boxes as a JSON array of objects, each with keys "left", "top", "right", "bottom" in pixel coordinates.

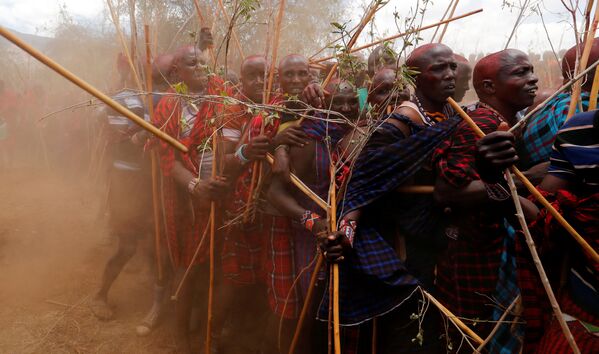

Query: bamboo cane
[
  {"left": 311, "top": 9, "right": 483, "bottom": 64},
  {"left": 449, "top": 97, "right": 583, "bottom": 352},
  {"left": 106, "top": 0, "right": 143, "bottom": 91},
  {"left": 217, "top": 0, "right": 245, "bottom": 59},
  {"left": 437, "top": 0, "right": 459, "bottom": 43},
  {"left": 430, "top": 0, "right": 454, "bottom": 42},
  {"left": 475, "top": 295, "right": 520, "bottom": 353},
  {"left": 192, "top": 0, "right": 217, "bottom": 67},
  {"left": 566, "top": 0, "right": 599, "bottom": 120},
  {"left": 423, "top": 290, "right": 484, "bottom": 345},
  {"left": 328, "top": 162, "right": 341, "bottom": 354},
  {"left": 0, "top": 26, "right": 187, "bottom": 152},
  {"left": 509, "top": 59, "right": 599, "bottom": 132},
  {"left": 588, "top": 60, "right": 599, "bottom": 111},
  {"left": 448, "top": 98, "right": 598, "bottom": 263},
  {"left": 144, "top": 24, "right": 164, "bottom": 282},
  {"left": 288, "top": 254, "right": 324, "bottom": 354},
  {"left": 171, "top": 220, "right": 210, "bottom": 300},
  {"left": 206, "top": 133, "right": 218, "bottom": 354},
  {"left": 243, "top": 0, "right": 288, "bottom": 223}
]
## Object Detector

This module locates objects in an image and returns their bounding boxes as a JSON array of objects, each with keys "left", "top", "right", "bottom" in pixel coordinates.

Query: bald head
[
  {"left": 453, "top": 54, "right": 472, "bottom": 102},
  {"left": 278, "top": 54, "right": 311, "bottom": 96},
  {"left": 324, "top": 79, "right": 360, "bottom": 122},
  {"left": 473, "top": 49, "right": 538, "bottom": 117},
  {"left": 152, "top": 53, "right": 174, "bottom": 88},
  {"left": 240, "top": 55, "right": 267, "bottom": 103},
  {"left": 407, "top": 44, "right": 453, "bottom": 71},
  {"left": 172, "top": 45, "right": 208, "bottom": 92},
  {"left": 406, "top": 43, "right": 456, "bottom": 107},
  {"left": 368, "top": 45, "right": 397, "bottom": 78},
  {"left": 562, "top": 38, "right": 599, "bottom": 91}
]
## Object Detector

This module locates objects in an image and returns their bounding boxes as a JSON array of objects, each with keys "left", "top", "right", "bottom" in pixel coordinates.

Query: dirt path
[{"left": 0, "top": 167, "right": 176, "bottom": 353}]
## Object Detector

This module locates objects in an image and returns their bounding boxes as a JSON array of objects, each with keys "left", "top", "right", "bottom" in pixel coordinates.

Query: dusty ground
[{"left": 0, "top": 166, "right": 179, "bottom": 353}]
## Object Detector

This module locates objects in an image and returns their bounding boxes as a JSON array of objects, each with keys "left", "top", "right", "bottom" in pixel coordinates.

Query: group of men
[{"left": 90, "top": 28, "right": 598, "bottom": 354}]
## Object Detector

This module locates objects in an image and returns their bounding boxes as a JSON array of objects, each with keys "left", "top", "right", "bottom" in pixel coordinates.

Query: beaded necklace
[{"left": 413, "top": 94, "right": 452, "bottom": 126}]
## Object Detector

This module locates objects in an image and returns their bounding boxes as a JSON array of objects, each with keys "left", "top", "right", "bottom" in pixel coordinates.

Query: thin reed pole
[
  {"left": 437, "top": 0, "right": 459, "bottom": 43},
  {"left": 448, "top": 97, "right": 582, "bottom": 353},
  {"left": 0, "top": 25, "right": 187, "bottom": 152}
]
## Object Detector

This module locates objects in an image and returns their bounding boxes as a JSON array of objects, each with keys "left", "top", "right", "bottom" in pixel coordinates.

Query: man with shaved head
[
  {"left": 453, "top": 54, "right": 472, "bottom": 102},
  {"left": 521, "top": 38, "right": 599, "bottom": 168},
  {"left": 433, "top": 49, "right": 539, "bottom": 349},
  {"left": 318, "top": 44, "right": 464, "bottom": 353},
  {"left": 267, "top": 78, "right": 360, "bottom": 353}
]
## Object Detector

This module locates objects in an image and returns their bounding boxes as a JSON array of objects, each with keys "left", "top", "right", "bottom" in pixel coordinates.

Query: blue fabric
[
  {"left": 317, "top": 114, "right": 461, "bottom": 325},
  {"left": 488, "top": 220, "right": 524, "bottom": 354}
]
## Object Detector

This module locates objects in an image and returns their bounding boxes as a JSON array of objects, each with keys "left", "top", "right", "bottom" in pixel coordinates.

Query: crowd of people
[{"left": 7, "top": 25, "right": 597, "bottom": 354}]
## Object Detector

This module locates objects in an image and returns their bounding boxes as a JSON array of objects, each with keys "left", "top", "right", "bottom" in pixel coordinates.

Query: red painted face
[
  {"left": 241, "top": 56, "right": 266, "bottom": 103},
  {"left": 495, "top": 52, "right": 538, "bottom": 110},
  {"left": 415, "top": 47, "right": 457, "bottom": 104},
  {"left": 368, "top": 68, "right": 408, "bottom": 108},
  {"left": 174, "top": 46, "right": 208, "bottom": 92},
  {"left": 279, "top": 56, "right": 311, "bottom": 97}
]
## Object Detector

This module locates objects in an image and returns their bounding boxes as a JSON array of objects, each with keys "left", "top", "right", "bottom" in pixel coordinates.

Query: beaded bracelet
[
  {"left": 299, "top": 210, "right": 321, "bottom": 233},
  {"left": 235, "top": 144, "right": 250, "bottom": 164},
  {"left": 339, "top": 219, "right": 357, "bottom": 247}
]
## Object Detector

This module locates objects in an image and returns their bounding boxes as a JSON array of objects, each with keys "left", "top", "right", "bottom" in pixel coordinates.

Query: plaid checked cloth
[
  {"left": 316, "top": 114, "right": 460, "bottom": 325},
  {"left": 264, "top": 214, "right": 298, "bottom": 319},
  {"left": 151, "top": 79, "right": 227, "bottom": 268},
  {"left": 432, "top": 105, "right": 513, "bottom": 335},
  {"left": 520, "top": 92, "right": 592, "bottom": 168},
  {"left": 221, "top": 215, "right": 267, "bottom": 286}
]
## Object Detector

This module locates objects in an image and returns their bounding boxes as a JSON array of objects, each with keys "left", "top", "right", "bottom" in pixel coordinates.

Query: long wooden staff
[
  {"left": 311, "top": 9, "right": 482, "bottom": 64},
  {"left": 437, "top": 0, "right": 459, "bottom": 43},
  {"left": 144, "top": 24, "right": 164, "bottom": 282},
  {"left": 509, "top": 59, "right": 599, "bottom": 132},
  {"left": 449, "top": 97, "right": 582, "bottom": 353},
  {"left": 566, "top": 0, "right": 599, "bottom": 120},
  {"left": 430, "top": 0, "right": 454, "bottom": 42},
  {"left": 205, "top": 132, "right": 218, "bottom": 354},
  {"left": 242, "top": 0, "right": 287, "bottom": 223},
  {"left": 328, "top": 163, "right": 341, "bottom": 354},
  {"left": 0, "top": 26, "right": 187, "bottom": 152},
  {"left": 217, "top": 0, "right": 246, "bottom": 59},
  {"left": 448, "top": 98, "right": 597, "bottom": 263},
  {"left": 588, "top": 61, "right": 599, "bottom": 111},
  {"left": 192, "top": 0, "right": 217, "bottom": 67},
  {"left": 106, "top": 0, "right": 143, "bottom": 91}
]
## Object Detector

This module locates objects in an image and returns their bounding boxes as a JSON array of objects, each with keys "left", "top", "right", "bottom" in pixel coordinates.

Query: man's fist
[
  {"left": 245, "top": 135, "right": 270, "bottom": 160},
  {"left": 475, "top": 122, "right": 519, "bottom": 182}
]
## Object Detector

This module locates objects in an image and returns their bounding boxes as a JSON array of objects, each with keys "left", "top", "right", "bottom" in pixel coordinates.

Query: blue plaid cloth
[
  {"left": 317, "top": 114, "right": 461, "bottom": 325},
  {"left": 487, "top": 220, "right": 525, "bottom": 354},
  {"left": 521, "top": 92, "right": 593, "bottom": 167}
]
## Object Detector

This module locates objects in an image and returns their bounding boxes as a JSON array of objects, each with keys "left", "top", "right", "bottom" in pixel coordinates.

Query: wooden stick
[
  {"left": 475, "top": 295, "right": 520, "bottom": 353},
  {"left": 423, "top": 290, "right": 484, "bottom": 345},
  {"left": 311, "top": 9, "right": 483, "bottom": 64},
  {"left": 430, "top": 0, "right": 454, "bottom": 42},
  {"left": 505, "top": 173, "right": 580, "bottom": 353},
  {"left": 0, "top": 26, "right": 187, "bottom": 153},
  {"left": 171, "top": 220, "right": 210, "bottom": 300},
  {"left": 397, "top": 185, "right": 434, "bottom": 194},
  {"left": 437, "top": 0, "right": 459, "bottom": 43},
  {"left": 266, "top": 153, "right": 329, "bottom": 211},
  {"left": 449, "top": 97, "right": 582, "bottom": 352},
  {"left": 145, "top": 24, "right": 164, "bottom": 282},
  {"left": 288, "top": 254, "right": 325, "bottom": 354},
  {"left": 328, "top": 163, "right": 341, "bottom": 354},
  {"left": 217, "top": 0, "right": 245, "bottom": 59},
  {"left": 566, "top": 0, "right": 599, "bottom": 120},
  {"left": 192, "top": 0, "right": 217, "bottom": 67},
  {"left": 448, "top": 97, "right": 598, "bottom": 263},
  {"left": 509, "top": 59, "right": 599, "bottom": 132},
  {"left": 371, "top": 318, "right": 377, "bottom": 354},
  {"left": 264, "top": 0, "right": 287, "bottom": 104},
  {"left": 106, "top": 0, "right": 143, "bottom": 91},
  {"left": 588, "top": 61, "right": 599, "bottom": 111},
  {"left": 206, "top": 134, "right": 218, "bottom": 354},
  {"left": 504, "top": 0, "right": 529, "bottom": 49}
]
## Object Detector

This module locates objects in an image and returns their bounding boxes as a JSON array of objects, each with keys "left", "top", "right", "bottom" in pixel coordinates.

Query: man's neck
[
  {"left": 415, "top": 91, "right": 444, "bottom": 113},
  {"left": 480, "top": 98, "right": 519, "bottom": 126}
]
